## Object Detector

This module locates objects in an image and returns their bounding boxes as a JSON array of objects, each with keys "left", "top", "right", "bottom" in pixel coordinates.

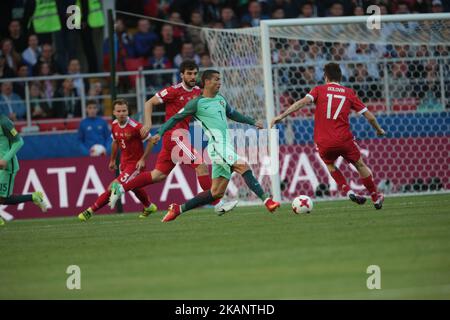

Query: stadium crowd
[{"left": 0, "top": 0, "right": 448, "bottom": 121}]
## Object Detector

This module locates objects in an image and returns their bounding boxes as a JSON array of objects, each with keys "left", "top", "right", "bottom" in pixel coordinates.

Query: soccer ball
[
  {"left": 90, "top": 144, "right": 106, "bottom": 157},
  {"left": 292, "top": 195, "right": 313, "bottom": 214}
]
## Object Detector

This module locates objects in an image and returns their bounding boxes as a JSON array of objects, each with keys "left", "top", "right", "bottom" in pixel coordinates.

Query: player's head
[
  {"left": 86, "top": 100, "right": 98, "bottom": 118},
  {"left": 112, "top": 99, "right": 129, "bottom": 123},
  {"left": 323, "top": 63, "right": 342, "bottom": 83},
  {"left": 201, "top": 69, "right": 221, "bottom": 94},
  {"left": 179, "top": 60, "right": 199, "bottom": 88}
]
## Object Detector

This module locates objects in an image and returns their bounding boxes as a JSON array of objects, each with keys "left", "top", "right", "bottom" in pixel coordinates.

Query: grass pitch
[{"left": 1, "top": 193, "right": 449, "bottom": 299}]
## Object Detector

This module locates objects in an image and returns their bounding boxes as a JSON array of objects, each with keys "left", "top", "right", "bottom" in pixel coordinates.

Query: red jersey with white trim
[
  {"left": 111, "top": 117, "right": 151, "bottom": 164},
  {"left": 155, "top": 82, "right": 201, "bottom": 144},
  {"left": 307, "top": 83, "right": 368, "bottom": 147}
]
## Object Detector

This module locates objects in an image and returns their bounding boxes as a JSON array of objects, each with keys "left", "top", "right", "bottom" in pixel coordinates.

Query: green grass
[{"left": 1, "top": 193, "right": 450, "bottom": 299}]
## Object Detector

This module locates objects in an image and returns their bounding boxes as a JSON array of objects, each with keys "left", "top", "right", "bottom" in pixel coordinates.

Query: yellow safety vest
[
  {"left": 33, "top": 0, "right": 61, "bottom": 33},
  {"left": 75, "top": 0, "right": 105, "bottom": 28}
]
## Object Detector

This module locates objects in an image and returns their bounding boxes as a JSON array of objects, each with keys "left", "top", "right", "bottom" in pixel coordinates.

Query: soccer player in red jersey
[
  {"left": 109, "top": 60, "right": 238, "bottom": 214},
  {"left": 271, "top": 63, "right": 386, "bottom": 209},
  {"left": 78, "top": 99, "right": 157, "bottom": 221}
]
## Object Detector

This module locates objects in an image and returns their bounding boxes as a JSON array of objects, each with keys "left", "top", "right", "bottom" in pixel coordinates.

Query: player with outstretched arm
[{"left": 271, "top": 62, "right": 386, "bottom": 209}]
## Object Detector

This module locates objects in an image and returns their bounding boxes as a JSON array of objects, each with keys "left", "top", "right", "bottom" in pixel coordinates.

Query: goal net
[{"left": 203, "top": 13, "right": 450, "bottom": 202}]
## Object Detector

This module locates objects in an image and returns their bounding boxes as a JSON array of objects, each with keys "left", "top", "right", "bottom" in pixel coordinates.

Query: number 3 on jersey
[
  {"left": 326, "top": 94, "right": 346, "bottom": 120},
  {"left": 120, "top": 139, "right": 126, "bottom": 149}
]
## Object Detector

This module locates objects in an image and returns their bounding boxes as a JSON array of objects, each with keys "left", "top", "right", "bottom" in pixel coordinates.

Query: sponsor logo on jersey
[
  {"left": 10, "top": 128, "right": 18, "bottom": 136},
  {"left": 160, "top": 89, "right": 168, "bottom": 97}
]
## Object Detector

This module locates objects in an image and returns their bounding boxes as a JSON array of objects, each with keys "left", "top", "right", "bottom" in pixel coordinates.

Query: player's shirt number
[
  {"left": 326, "top": 94, "right": 346, "bottom": 120},
  {"left": 120, "top": 139, "right": 126, "bottom": 149}
]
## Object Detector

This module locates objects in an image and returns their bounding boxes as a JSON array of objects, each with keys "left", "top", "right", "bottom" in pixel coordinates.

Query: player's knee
[{"left": 151, "top": 171, "right": 166, "bottom": 182}]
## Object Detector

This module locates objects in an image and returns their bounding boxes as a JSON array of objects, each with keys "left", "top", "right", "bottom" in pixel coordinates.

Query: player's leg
[
  {"left": 109, "top": 149, "right": 173, "bottom": 208},
  {"left": 318, "top": 143, "right": 366, "bottom": 205},
  {"left": 232, "top": 161, "right": 280, "bottom": 212},
  {"left": 162, "top": 176, "right": 230, "bottom": 222},
  {"left": 133, "top": 188, "right": 158, "bottom": 218},
  {"left": 353, "top": 157, "right": 384, "bottom": 210},
  {"left": 0, "top": 171, "right": 47, "bottom": 219}
]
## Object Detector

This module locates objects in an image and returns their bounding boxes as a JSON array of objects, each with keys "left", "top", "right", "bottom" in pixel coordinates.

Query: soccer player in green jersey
[
  {"left": 152, "top": 70, "right": 281, "bottom": 222},
  {"left": 0, "top": 115, "right": 47, "bottom": 226}
]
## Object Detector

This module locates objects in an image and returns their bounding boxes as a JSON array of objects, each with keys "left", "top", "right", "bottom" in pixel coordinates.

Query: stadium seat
[
  {"left": 366, "top": 99, "right": 387, "bottom": 113},
  {"left": 65, "top": 119, "right": 82, "bottom": 130},
  {"left": 392, "top": 98, "right": 418, "bottom": 112},
  {"left": 124, "top": 58, "right": 149, "bottom": 87}
]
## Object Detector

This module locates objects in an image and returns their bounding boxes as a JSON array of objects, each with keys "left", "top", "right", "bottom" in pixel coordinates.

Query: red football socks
[{"left": 330, "top": 169, "right": 351, "bottom": 195}]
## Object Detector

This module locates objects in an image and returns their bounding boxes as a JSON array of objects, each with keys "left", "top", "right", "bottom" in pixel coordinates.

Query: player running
[
  {"left": 78, "top": 99, "right": 157, "bottom": 221},
  {"left": 271, "top": 62, "right": 386, "bottom": 209},
  {"left": 0, "top": 114, "right": 47, "bottom": 226},
  {"left": 108, "top": 60, "right": 237, "bottom": 215},
  {"left": 149, "top": 69, "right": 280, "bottom": 222}
]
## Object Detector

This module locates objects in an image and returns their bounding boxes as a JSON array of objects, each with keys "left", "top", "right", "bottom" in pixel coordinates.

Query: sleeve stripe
[
  {"left": 358, "top": 107, "right": 368, "bottom": 114},
  {"left": 142, "top": 134, "right": 151, "bottom": 142},
  {"left": 306, "top": 94, "right": 314, "bottom": 102},
  {"left": 155, "top": 94, "right": 163, "bottom": 104}
]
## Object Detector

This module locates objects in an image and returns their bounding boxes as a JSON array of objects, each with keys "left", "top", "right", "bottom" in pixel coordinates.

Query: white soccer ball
[
  {"left": 292, "top": 195, "right": 313, "bottom": 214},
  {"left": 90, "top": 144, "right": 106, "bottom": 157}
]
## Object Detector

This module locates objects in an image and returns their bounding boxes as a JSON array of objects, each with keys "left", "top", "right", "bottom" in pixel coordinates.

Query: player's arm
[
  {"left": 109, "top": 140, "right": 118, "bottom": 171},
  {"left": 154, "top": 99, "right": 198, "bottom": 143},
  {"left": 363, "top": 110, "right": 385, "bottom": 137},
  {"left": 351, "top": 91, "right": 385, "bottom": 137},
  {"left": 140, "top": 95, "right": 162, "bottom": 137},
  {"left": 270, "top": 96, "right": 312, "bottom": 128},
  {"left": 225, "top": 104, "right": 262, "bottom": 127},
  {"left": 0, "top": 120, "right": 24, "bottom": 170},
  {"left": 136, "top": 139, "right": 154, "bottom": 170}
]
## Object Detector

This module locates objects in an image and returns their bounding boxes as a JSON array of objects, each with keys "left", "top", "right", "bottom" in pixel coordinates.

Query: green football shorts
[
  {"left": 208, "top": 143, "right": 240, "bottom": 180},
  {"left": 0, "top": 170, "right": 16, "bottom": 198}
]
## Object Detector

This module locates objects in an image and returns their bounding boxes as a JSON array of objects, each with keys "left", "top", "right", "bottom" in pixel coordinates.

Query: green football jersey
[
  {"left": 158, "top": 94, "right": 255, "bottom": 146},
  {"left": 0, "top": 115, "right": 21, "bottom": 173}
]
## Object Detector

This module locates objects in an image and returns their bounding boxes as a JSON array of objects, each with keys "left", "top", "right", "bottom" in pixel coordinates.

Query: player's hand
[
  {"left": 0, "top": 159, "right": 7, "bottom": 170},
  {"left": 136, "top": 159, "right": 146, "bottom": 171},
  {"left": 151, "top": 134, "right": 161, "bottom": 144},
  {"left": 270, "top": 116, "right": 283, "bottom": 128},
  {"left": 377, "top": 129, "right": 386, "bottom": 137},
  {"left": 255, "top": 120, "right": 264, "bottom": 129},
  {"left": 140, "top": 125, "right": 151, "bottom": 138},
  {"left": 108, "top": 160, "right": 117, "bottom": 171}
]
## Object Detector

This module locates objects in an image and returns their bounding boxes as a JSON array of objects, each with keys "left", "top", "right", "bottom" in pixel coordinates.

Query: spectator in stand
[
  {"left": 270, "top": 0, "right": 298, "bottom": 18},
  {"left": 298, "top": 2, "right": 317, "bottom": 18},
  {"left": 53, "top": 78, "right": 81, "bottom": 118},
  {"left": 161, "top": 24, "right": 182, "bottom": 64},
  {"left": 1, "top": 38, "right": 21, "bottom": 74},
  {"left": 220, "top": 7, "right": 240, "bottom": 29},
  {"left": 353, "top": 5, "right": 365, "bottom": 16},
  {"left": 198, "top": 0, "right": 222, "bottom": 24},
  {"left": 8, "top": 20, "right": 27, "bottom": 54},
  {"left": 0, "top": 81, "right": 26, "bottom": 121},
  {"left": 0, "top": 54, "right": 15, "bottom": 79},
  {"left": 67, "top": 58, "right": 88, "bottom": 98},
  {"left": 29, "top": 82, "right": 51, "bottom": 119},
  {"left": 87, "top": 80, "right": 104, "bottom": 116},
  {"left": 431, "top": 0, "right": 444, "bottom": 13},
  {"left": 33, "top": 43, "right": 62, "bottom": 75},
  {"left": 77, "top": 100, "right": 111, "bottom": 157},
  {"left": 102, "top": 17, "right": 134, "bottom": 72},
  {"left": 13, "top": 64, "right": 30, "bottom": 99},
  {"left": 22, "top": 34, "right": 41, "bottom": 68},
  {"left": 168, "top": 11, "right": 186, "bottom": 41},
  {"left": 187, "top": 10, "right": 205, "bottom": 54},
  {"left": 272, "top": 7, "right": 286, "bottom": 19},
  {"left": 133, "top": 19, "right": 159, "bottom": 58},
  {"left": 37, "top": 62, "right": 57, "bottom": 112},
  {"left": 145, "top": 43, "right": 173, "bottom": 90},
  {"left": 199, "top": 52, "right": 213, "bottom": 68},
  {"left": 174, "top": 42, "right": 201, "bottom": 69},
  {"left": 241, "top": 1, "right": 270, "bottom": 27}
]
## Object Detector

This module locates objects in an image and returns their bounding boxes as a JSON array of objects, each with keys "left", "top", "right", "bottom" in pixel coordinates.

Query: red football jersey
[
  {"left": 155, "top": 82, "right": 201, "bottom": 144},
  {"left": 307, "top": 82, "right": 368, "bottom": 147},
  {"left": 111, "top": 117, "right": 151, "bottom": 164}
]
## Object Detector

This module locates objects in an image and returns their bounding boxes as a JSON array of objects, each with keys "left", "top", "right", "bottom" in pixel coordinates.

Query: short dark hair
[
  {"left": 323, "top": 63, "right": 342, "bottom": 82},
  {"left": 112, "top": 99, "right": 128, "bottom": 109},
  {"left": 86, "top": 100, "right": 97, "bottom": 107},
  {"left": 201, "top": 69, "right": 220, "bottom": 86},
  {"left": 179, "top": 59, "right": 199, "bottom": 73}
]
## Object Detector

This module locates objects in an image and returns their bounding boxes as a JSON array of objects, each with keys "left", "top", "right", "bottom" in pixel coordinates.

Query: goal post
[{"left": 203, "top": 13, "right": 450, "bottom": 203}]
